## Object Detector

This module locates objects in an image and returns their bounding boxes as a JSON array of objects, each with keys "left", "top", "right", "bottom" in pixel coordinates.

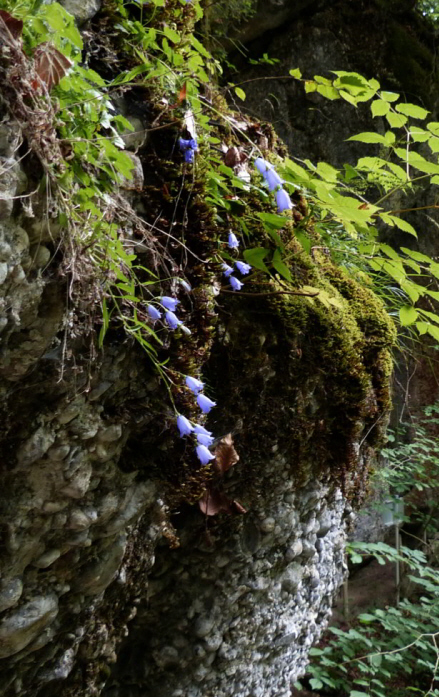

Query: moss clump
[{"left": 207, "top": 242, "right": 396, "bottom": 505}]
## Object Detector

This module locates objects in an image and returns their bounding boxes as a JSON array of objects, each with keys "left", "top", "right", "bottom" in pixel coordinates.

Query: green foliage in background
[
  {"left": 419, "top": 0, "right": 439, "bottom": 23},
  {"left": 298, "top": 405, "right": 439, "bottom": 697},
  {"left": 282, "top": 69, "right": 439, "bottom": 342}
]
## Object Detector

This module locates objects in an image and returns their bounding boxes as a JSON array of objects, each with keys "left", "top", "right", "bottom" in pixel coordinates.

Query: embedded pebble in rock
[
  {"left": 0, "top": 578, "right": 23, "bottom": 613},
  {"left": 101, "top": 482, "right": 157, "bottom": 536},
  {"left": 68, "top": 509, "right": 93, "bottom": 530},
  {"left": 194, "top": 617, "right": 215, "bottom": 638},
  {"left": 17, "top": 427, "right": 55, "bottom": 466},
  {"left": 32, "top": 549, "right": 61, "bottom": 569},
  {"left": 260, "top": 517, "right": 275, "bottom": 533},
  {"left": 0, "top": 261, "right": 7, "bottom": 285},
  {"left": 120, "top": 116, "right": 147, "bottom": 151},
  {"left": 38, "top": 647, "right": 76, "bottom": 682},
  {"left": 76, "top": 534, "right": 127, "bottom": 595},
  {"left": 61, "top": 465, "right": 93, "bottom": 499},
  {"left": 98, "top": 424, "right": 123, "bottom": 443},
  {"left": 29, "top": 245, "right": 51, "bottom": 269},
  {"left": 0, "top": 595, "right": 58, "bottom": 658},
  {"left": 281, "top": 563, "right": 304, "bottom": 593},
  {"left": 47, "top": 444, "right": 70, "bottom": 461},
  {"left": 285, "top": 540, "right": 303, "bottom": 561}
]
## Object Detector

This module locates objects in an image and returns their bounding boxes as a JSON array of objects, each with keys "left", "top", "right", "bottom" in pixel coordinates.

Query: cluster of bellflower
[
  {"left": 146, "top": 292, "right": 191, "bottom": 333},
  {"left": 159, "top": 153, "right": 292, "bottom": 465},
  {"left": 179, "top": 137, "right": 198, "bottom": 163},
  {"left": 255, "top": 157, "right": 294, "bottom": 213},
  {"left": 177, "top": 376, "right": 217, "bottom": 465},
  {"left": 221, "top": 232, "right": 252, "bottom": 291},
  {"left": 145, "top": 289, "right": 216, "bottom": 464}
]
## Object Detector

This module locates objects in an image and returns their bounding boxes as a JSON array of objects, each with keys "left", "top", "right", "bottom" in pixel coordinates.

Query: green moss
[{"left": 208, "top": 247, "right": 397, "bottom": 500}]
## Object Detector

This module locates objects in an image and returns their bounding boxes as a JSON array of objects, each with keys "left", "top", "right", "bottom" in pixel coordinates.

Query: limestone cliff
[{"left": 0, "top": 1, "right": 396, "bottom": 696}]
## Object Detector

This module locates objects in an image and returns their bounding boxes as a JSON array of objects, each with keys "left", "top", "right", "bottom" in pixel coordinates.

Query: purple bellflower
[
  {"left": 197, "top": 393, "right": 216, "bottom": 414},
  {"left": 179, "top": 137, "right": 198, "bottom": 163},
  {"left": 180, "top": 280, "right": 192, "bottom": 292},
  {"left": 229, "top": 276, "right": 243, "bottom": 291},
  {"left": 177, "top": 414, "right": 193, "bottom": 437},
  {"left": 222, "top": 263, "right": 233, "bottom": 277},
  {"left": 235, "top": 261, "right": 251, "bottom": 275},
  {"left": 196, "top": 444, "right": 215, "bottom": 465},
  {"left": 255, "top": 157, "right": 271, "bottom": 175},
  {"left": 179, "top": 137, "right": 196, "bottom": 151},
  {"left": 147, "top": 304, "right": 161, "bottom": 321},
  {"left": 161, "top": 296, "right": 180, "bottom": 311},
  {"left": 194, "top": 424, "right": 212, "bottom": 436},
  {"left": 165, "top": 311, "right": 182, "bottom": 329},
  {"left": 185, "top": 376, "right": 204, "bottom": 394},
  {"left": 265, "top": 167, "right": 283, "bottom": 191},
  {"left": 228, "top": 232, "right": 239, "bottom": 249},
  {"left": 276, "top": 188, "right": 294, "bottom": 213},
  {"left": 197, "top": 432, "right": 215, "bottom": 447}
]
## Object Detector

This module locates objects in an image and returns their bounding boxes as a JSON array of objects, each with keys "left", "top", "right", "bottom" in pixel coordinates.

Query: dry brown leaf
[
  {"left": 224, "top": 146, "right": 241, "bottom": 168},
  {"left": 199, "top": 489, "right": 231, "bottom": 516},
  {"left": 199, "top": 489, "right": 247, "bottom": 517},
  {"left": 213, "top": 433, "right": 239, "bottom": 474},
  {"left": 179, "top": 82, "right": 187, "bottom": 103},
  {"left": 0, "top": 10, "right": 23, "bottom": 41},
  {"left": 33, "top": 43, "right": 72, "bottom": 91}
]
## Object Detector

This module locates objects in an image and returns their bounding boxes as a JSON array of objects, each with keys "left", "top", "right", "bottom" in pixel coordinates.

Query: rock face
[
  {"left": 231, "top": 0, "right": 439, "bottom": 164},
  {"left": 104, "top": 481, "right": 347, "bottom": 697},
  {"left": 0, "top": 1, "right": 397, "bottom": 697}
]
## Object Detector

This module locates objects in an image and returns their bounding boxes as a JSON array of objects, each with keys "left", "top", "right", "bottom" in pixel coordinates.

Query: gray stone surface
[
  {"left": 59, "top": 0, "right": 101, "bottom": 24},
  {"left": 103, "top": 478, "right": 348, "bottom": 697},
  {"left": 0, "top": 595, "right": 58, "bottom": 658}
]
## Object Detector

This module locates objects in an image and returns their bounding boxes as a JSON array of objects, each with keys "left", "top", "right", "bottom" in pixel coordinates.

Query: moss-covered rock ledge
[
  {"left": 99, "top": 258, "right": 395, "bottom": 697},
  {"left": 0, "top": 0, "right": 395, "bottom": 696}
]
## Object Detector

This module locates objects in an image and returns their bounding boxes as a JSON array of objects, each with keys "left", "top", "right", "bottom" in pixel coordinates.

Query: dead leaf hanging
[
  {"left": 213, "top": 433, "right": 239, "bottom": 474},
  {"left": 199, "top": 489, "right": 247, "bottom": 517},
  {"left": 199, "top": 489, "right": 232, "bottom": 516},
  {"left": 33, "top": 43, "right": 72, "bottom": 91},
  {"left": 224, "top": 146, "right": 241, "bottom": 168},
  {"left": 0, "top": 10, "right": 23, "bottom": 41}
]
